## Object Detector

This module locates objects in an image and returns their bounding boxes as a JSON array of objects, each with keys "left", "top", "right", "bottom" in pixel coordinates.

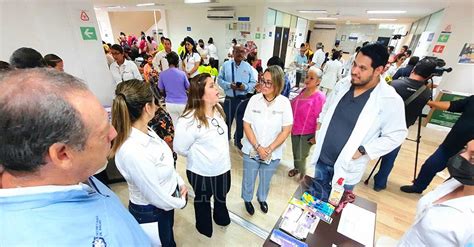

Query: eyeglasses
[
  {"left": 211, "top": 118, "right": 224, "bottom": 135},
  {"left": 261, "top": 80, "right": 274, "bottom": 88}
]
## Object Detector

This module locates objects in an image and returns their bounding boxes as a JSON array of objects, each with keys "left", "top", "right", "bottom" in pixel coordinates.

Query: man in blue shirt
[
  {"left": 294, "top": 43, "right": 309, "bottom": 87},
  {"left": 0, "top": 69, "right": 150, "bottom": 246},
  {"left": 218, "top": 44, "right": 256, "bottom": 149}
]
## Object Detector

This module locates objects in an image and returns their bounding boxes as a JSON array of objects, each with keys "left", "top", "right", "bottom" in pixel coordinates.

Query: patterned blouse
[{"left": 149, "top": 106, "right": 177, "bottom": 162}]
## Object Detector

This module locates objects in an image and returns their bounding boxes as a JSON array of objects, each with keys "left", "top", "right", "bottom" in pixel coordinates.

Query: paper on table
[{"left": 337, "top": 203, "right": 375, "bottom": 247}]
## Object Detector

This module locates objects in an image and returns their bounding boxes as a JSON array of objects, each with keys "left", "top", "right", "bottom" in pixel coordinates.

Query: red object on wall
[
  {"left": 80, "top": 11, "right": 89, "bottom": 21},
  {"left": 433, "top": 45, "right": 445, "bottom": 53}
]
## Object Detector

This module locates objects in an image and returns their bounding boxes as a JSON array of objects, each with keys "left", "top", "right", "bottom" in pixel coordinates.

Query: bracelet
[{"left": 254, "top": 143, "right": 260, "bottom": 150}]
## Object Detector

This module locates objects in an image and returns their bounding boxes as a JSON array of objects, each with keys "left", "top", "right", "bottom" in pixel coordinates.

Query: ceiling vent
[{"left": 313, "top": 23, "right": 337, "bottom": 30}]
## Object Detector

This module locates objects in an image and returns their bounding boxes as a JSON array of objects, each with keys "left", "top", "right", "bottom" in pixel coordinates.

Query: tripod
[{"left": 364, "top": 77, "right": 435, "bottom": 185}]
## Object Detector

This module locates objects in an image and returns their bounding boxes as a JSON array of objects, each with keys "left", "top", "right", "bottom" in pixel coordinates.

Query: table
[{"left": 263, "top": 176, "right": 377, "bottom": 247}]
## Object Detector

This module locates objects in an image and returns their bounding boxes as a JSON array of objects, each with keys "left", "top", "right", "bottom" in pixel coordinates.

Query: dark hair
[
  {"left": 180, "top": 40, "right": 185, "bottom": 46},
  {"left": 413, "top": 58, "right": 437, "bottom": 78},
  {"left": 198, "top": 39, "right": 204, "bottom": 43},
  {"left": 406, "top": 50, "right": 412, "bottom": 56},
  {"left": 267, "top": 56, "right": 284, "bottom": 69},
  {"left": 142, "top": 54, "right": 151, "bottom": 60},
  {"left": 402, "top": 45, "right": 409, "bottom": 50},
  {"left": 358, "top": 43, "right": 389, "bottom": 69},
  {"left": 147, "top": 36, "right": 152, "bottom": 43},
  {"left": 300, "top": 43, "right": 306, "bottom": 48},
  {"left": 332, "top": 51, "right": 340, "bottom": 61},
  {"left": 256, "top": 65, "right": 263, "bottom": 74},
  {"left": 166, "top": 51, "right": 180, "bottom": 67},
  {"left": 0, "top": 61, "right": 11, "bottom": 71},
  {"left": 44, "top": 54, "right": 63, "bottom": 68},
  {"left": 246, "top": 53, "right": 257, "bottom": 64},
  {"left": 0, "top": 68, "right": 89, "bottom": 172},
  {"left": 9, "top": 47, "right": 46, "bottom": 69},
  {"left": 163, "top": 37, "right": 172, "bottom": 45},
  {"left": 407, "top": 56, "right": 420, "bottom": 66},
  {"left": 160, "top": 36, "right": 165, "bottom": 42},
  {"left": 182, "top": 73, "right": 225, "bottom": 128},
  {"left": 208, "top": 37, "right": 214, "bottom": 44},
  {"left": 388, "top": 46, "right": 395, "bottom": 52},
  {"left": 232, "top": 38, "right": 237, "bottom": 44},
  {"left": 110, "top": 44, "right": 124, "bottom": 53},
  {"left": 184, "top": 37, "right": 198, "bottom": 55},
  {"left": 110, "top": 79, "right": 153, "bottom": 156},
  {"left": 355, "top": 46, "right": 361, "bottom": 53},
  {"left": 362, "top": 41, "right": 369, "bottom": 47},
  {"left": 120, "top": 32, "right": 126, "bottom": 36}
]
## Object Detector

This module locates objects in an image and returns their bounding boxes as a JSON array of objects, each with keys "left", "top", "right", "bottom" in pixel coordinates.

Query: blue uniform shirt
[
  {"left": 294, "top": 54, "right": 308, "bottom": 65},
  {"left": 0, "top": 176, "right": 151, "bottom": 246},
  {"left": 218, "top": 60, "right": 256, "bottom": 97}
]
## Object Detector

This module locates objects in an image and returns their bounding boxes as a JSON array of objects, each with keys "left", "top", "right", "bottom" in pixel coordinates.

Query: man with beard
[{"left": 308, "top": 43, "right": 408, "bottom": 200}]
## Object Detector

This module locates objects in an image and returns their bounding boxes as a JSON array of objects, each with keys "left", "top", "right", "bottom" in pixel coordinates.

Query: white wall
[
  {"left": 0, "top": 0, "right": 115, "bottom": 105},
  {"left": 166, "top": 6, "right": 258, "bottom": 63},
  {"left": 427, "top": 4, "right": 474, "bottom": 94},
  {"left": 309, "top": 26, "right": 337, "bottom": 53},
  {"left": 96, "top": 9, "right": 114, "bottom": 44}
]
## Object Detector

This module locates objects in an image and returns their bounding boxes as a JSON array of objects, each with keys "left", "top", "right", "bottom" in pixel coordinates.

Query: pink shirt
[{"left": 291, "top": 90, "right": 326, "bottom": 135}]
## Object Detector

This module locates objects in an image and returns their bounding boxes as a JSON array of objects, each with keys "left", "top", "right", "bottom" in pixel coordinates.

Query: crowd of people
[{"left": 0, "top": 33, "right": 472, "bottom": 246}]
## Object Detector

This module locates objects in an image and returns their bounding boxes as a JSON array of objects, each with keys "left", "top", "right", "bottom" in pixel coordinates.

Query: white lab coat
[
  {"left": 320, "top": 59, "right": 343, "bottom": 90},
  {"left": 398, "top": 178, "right": 474, "bottom": 246},
  {"left": 310, "top": 76, "right": 408, "bottom": 185}
]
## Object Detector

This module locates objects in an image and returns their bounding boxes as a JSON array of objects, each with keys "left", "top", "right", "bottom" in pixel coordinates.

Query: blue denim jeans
[
  {"left": 311, "top": 162, "right": 355, "bottom": 201},
  {"left": 374, "top": 145, "right": 402, "bottom": 189},
  {"left": 241, "top": 154, "right": 281, "bottom": 202},
  {"left": 128, "top": 202, "right": 176, "bottom": 247}
]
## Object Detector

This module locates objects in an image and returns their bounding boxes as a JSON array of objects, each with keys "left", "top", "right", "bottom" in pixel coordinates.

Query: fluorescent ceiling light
[
  {"left": 107, "top": 5, "right": 122, "bottom": 9},
  {"left": 184, "top": 0, "right": 215, "bottom": 3},
  {"left": 298, "top": 10, "right": 327, "bottom": 14},
  {"left": 316, "top": 17, "right": 337, "bottom": 20},
  {"left": 367, "top": 10, "right": 406, "bottom": 14},
  {"left": 136, "top": 3, "right": 156, "bottom": 7},
  {"left": 369, "top": 18, "right": 397, "bottom": 21}
]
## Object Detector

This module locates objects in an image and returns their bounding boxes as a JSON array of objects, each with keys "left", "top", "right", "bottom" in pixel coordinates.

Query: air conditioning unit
[
  {"left": 207, "top": 10, "right": 235, "bottom": 20},
  {"left": 313, "top": 23, "right": 337, "bottom": 30}
]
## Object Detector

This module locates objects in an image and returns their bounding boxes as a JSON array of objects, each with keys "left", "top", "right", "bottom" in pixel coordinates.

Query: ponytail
[{"left": 109, "top": 94, "right": 131, "bottom": 157}]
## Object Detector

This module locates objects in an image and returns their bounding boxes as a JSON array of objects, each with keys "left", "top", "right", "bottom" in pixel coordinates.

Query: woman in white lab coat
[
  {"left": 319, "top": 51, "right": 343, "bottom": 95},
  {"left": 398, "top": 139, "right": 474, "bottom": 246}
]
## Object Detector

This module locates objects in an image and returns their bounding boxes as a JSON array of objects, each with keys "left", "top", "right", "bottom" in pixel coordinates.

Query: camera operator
[
  {"left": 401, "top": 94, "right": 474, "bottom": 194},
  {"left": 372, "top": 58, "right": 437, "bottom": 191}
]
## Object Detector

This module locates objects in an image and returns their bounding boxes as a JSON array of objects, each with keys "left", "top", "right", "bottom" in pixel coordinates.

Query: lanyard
[{"left": 231, "top": 62, "right": 236, "bottom": 97}]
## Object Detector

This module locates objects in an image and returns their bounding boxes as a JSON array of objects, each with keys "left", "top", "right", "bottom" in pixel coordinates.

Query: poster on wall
[{"left": 458, "top": 43, "right": 474, "bottom": 64}]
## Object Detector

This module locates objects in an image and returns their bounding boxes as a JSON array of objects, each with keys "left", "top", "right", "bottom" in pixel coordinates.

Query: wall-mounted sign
[
  {"left": 80, "top": 10, "right": 89, "bottom": 21},
  {"left": 80, "top": 27, "right": 97, "bottom": 40},
  {"left": 437, "top": 33, "right": 450, "bottom": 43},
  {"left": 458, "top": 43, "right": 474, "bottom": 64},
  {"left": 238, "top": 16, "right": 250, "bottom": 22},
  {"left": 255, "top": 33, "right": 261, "bottom": 39},
  {"left": 432, "top": 44, "right": 445, "bottom": 53},
  {"left": 269, "top": 32, "right": 272, "bottom": 37},
  {"left": 187, "top": 26, "right": 191, "bottom": 31}
]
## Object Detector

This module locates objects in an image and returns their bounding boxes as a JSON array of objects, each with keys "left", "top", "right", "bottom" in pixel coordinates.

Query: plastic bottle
[{"left": 328, "top": 177, "right": 345, "bottom": 206}]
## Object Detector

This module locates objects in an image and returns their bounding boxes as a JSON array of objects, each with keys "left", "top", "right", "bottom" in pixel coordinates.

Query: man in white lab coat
[{"left": 309, "top": 43, "right": 408, "bottom": 199}]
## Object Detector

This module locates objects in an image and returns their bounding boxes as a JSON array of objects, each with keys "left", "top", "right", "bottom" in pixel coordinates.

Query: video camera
[{"left": 423, "top": 56, "right": 453, "bottom": 77}]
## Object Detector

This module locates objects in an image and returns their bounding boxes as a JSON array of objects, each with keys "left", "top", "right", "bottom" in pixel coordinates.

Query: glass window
[{"left": 267, "top": 9, "right": 276, "bottom": 25}]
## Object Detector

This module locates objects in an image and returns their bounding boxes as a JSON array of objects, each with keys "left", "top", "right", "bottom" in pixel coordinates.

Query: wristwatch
[{"left": 358, "top": 146, "right": 367, "bottom": 155}]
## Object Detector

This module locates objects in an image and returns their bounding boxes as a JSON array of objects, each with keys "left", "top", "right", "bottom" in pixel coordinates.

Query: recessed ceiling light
[
  {"left": 369, "top": 18, "right": 397, "bottom": 21},
  {"left": 298, "top": 10, "right": 327, "bottom": 14},
  {"left": 316, "top": 17, "right": 338, "bottom": 20},
  {"left": 107, "top": 5, "right": 122, "bottom": 9},
  {"left": 136, "top": 3, "right": 156, "bottom": 7},
  {"left": 184, "top": 0, "right": 216, "bottom": 3},
  {"left": 367, "top": 10, "right": 406, "bottom": 14}
]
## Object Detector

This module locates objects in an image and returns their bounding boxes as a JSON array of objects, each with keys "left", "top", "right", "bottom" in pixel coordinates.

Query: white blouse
[
  {"left": 398, "top": 178, "right": 474, "bottom": 246},
  {"left": 115, "top": 127, "right": 186, "bottom": 211},
  {"left": 242, "top": 93, "right": 293, "bottom": 160},
  {"left": 184, "top": 52, "right": 201, "bottom": 78},
  {"left": 174, "top": 110, "right": 231, "bottom": 177}
]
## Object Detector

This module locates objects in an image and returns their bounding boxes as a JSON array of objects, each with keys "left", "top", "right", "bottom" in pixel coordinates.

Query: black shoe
[
  {"left": 244, "top": 201, "right": 254, "bottom": 215},
  {"left": 258, "top": 201, "right": 268, "bottom": 214},
  {"left": 373, "top": 186, "right": 385, "bottom": 192},
  {"left": 400, "top": 185, "right": 423, "bottom": 194}
]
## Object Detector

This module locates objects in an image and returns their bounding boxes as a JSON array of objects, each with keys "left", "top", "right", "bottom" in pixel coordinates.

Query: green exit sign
[{"left": 80, "top": 27, "right": 97, "bottom": 40}]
